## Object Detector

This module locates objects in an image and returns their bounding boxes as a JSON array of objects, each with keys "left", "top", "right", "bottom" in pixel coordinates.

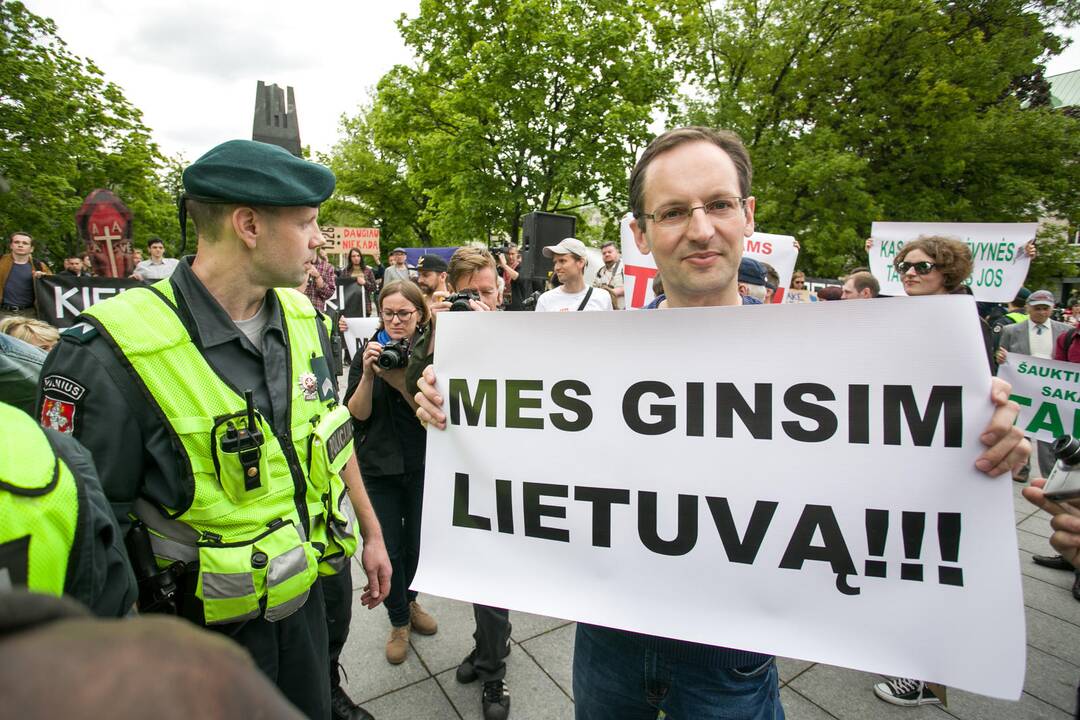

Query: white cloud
[{"left": 26, "top": 0, "right": 419, "bottom": 159}]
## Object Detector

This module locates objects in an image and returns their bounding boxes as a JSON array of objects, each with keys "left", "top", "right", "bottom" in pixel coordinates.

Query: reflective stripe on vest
[
  {"left": 82, "top": 283, "right": 355, "bottom": 623},
  {"left": 0, "top": 402, "right": 79, "bottom": 598}
]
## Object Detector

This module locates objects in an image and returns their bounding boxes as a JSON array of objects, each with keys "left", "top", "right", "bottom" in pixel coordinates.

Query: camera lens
[
  {"left": 377, "top": 348, "right": 401, "bottom": 369},
  {"left": 1052, "top": 435, "right": 1080, "bottom": 466}
]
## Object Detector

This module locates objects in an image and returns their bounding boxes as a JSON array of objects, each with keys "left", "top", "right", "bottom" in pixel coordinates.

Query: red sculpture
[{"left": 76, "top": 189, "right": 134, "bottom": 278}]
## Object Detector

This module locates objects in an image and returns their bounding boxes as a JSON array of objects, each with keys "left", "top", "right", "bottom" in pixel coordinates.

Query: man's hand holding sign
[{"left": 414, "top": 127, "right": 1029, "bottom": 716}]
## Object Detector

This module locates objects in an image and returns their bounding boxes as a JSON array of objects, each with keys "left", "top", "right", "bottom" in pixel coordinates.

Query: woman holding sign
[
  {"left": 345, "top": 280, "right": 438, "bottom": 665},
  {"left": 339, "top": 248, "right": 377, "bottom": 316},
  {"left": 874, "top": 235, "right": 988, "bottom": 708}
]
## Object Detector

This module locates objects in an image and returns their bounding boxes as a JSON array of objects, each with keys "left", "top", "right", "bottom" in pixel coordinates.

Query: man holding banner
[
  {"left": 996, "top": 289, "right": 1069, "bottom": 480},
  {"left": 415, "top": 126, "right": 1030, "bottom": 719}
]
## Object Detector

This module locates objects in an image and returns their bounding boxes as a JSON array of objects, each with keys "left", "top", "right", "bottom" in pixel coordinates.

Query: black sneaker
[
  {"left": 873, "top": 677, "right": 941, "bottom": 706},
  {"left": 331, "top": 685, "right": 375, "bottom": 720},
  {"left": 456, "top": 627, "right": 513, "bottom": 684},
  {"left": 482, "top": 679, "right": 511, "bottom": 720}
]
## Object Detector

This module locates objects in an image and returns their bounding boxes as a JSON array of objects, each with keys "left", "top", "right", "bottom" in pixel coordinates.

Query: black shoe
[
  {"left": 331, "top": 685, "right": 375, "bottom": 720},
  {"left": 482, "top": 679, "right": 511, "bottom": 720},
  {"left": 1033, "top": 554, "right": 1074, "bottom": 571},
  {"left": 1072, "top": 572, "right": 1080, "bottom": 602},
  {"left": 456, "top": 627, "right": 513, "bottom": 684}
]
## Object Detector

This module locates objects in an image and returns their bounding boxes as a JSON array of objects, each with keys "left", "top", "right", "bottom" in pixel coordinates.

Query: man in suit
[{"left": 996, "top": 289, "right": 1069, "bottom": 477}]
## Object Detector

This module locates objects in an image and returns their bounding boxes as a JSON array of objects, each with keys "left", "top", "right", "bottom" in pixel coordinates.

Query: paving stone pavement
[{"left": 332, "top": 480, "right": 1080, "bottom": 719}]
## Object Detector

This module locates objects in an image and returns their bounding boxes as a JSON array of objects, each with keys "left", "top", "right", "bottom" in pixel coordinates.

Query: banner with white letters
[
  {"left": 415, "top": 296, "right": 1024, "bottom": 699},
  {"left": 36, "top": 275, "right": 142, "bottom": 328},
  {"left": 869, "top": 222, "right": 1036, "bottom": 302},
  {"left": 998, "top": 353, "right": 1080, "bottom": 443},
  {"left": 620, "top": 213, "right": 798, "bottom": 308}
]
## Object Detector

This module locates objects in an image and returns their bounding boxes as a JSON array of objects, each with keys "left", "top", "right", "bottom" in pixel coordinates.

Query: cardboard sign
[
  {"left": 415, "top": 296, "right": 1024, "bottom": 700},
  {"left": 36, "top": 275, "right": 142, "bottom": 328},
  {"left": 620, "top": 213, "right": 799, "bottom": 308},
  {"left": 320, "top": 226, "right": 381, "bottom": 256},
  {"left": 869, "top": 222, "right": 1036, "bottom": 302},
  {"left": 999, "top": 353, "right": 1080, "bottom": 443}
]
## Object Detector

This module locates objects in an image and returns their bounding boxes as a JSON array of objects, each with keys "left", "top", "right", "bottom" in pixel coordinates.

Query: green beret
[{"left": 182, "top": 139, "right": 335, "bottom": 207}]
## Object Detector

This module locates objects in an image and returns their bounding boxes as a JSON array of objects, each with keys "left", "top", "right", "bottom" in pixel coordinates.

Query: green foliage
[
  {"left": 330, "top": 0, "right": 675, "bottom": 247},
  {"left": 670, "top": 0, "right": 1080, "bottom": 277},
  {"left": 0, "top": 1, "right": 177, "bottom": 263}
]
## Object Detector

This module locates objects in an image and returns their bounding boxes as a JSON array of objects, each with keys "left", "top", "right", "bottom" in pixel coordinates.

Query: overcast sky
[{"left": 24, "top": 1, "right": 1080, "bottom": 164}]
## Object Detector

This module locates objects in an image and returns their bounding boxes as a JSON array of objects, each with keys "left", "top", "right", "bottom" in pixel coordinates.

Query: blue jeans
[{"left": 573, "top": 625, "right": 784, "bottom": 720}]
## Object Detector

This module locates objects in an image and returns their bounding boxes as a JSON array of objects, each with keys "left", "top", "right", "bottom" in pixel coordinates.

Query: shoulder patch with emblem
[
  {"left": 40, "top": 374, "right": 85, "bottom": 435},
  {"left": 61, "top": 322, "right": 98, "bottom": 344}
]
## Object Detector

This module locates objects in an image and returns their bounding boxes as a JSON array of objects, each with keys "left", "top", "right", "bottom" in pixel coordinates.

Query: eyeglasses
[
  {"left": 640, "top": 198, "right": 747, "bottom": 228},
  {"left": 381, "top": 309, "right": 416, "bottom": 322},
  {"left": 895, "top": 261, "right": 937, "bottom": 275}
]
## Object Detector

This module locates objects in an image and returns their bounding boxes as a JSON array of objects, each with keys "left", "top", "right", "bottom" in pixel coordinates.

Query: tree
[
  {"left": 668, "top": 0, "right": 1080, "bottom": 277},
  {"left": 0, "top": 1, "right": 177, "bottom": 262},
  {"left": 319, "top": 106, "right": 435, "bottom": 248},
  {"left": 350, "top": 0, "right": 676, "bottom": 246}
]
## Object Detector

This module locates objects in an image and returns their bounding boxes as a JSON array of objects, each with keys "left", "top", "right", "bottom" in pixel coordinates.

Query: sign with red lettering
[
  {"left": 619, "top": 213, "right": 799, "bottom": 308},
  {"left": 319, "top": 226, "right": 381, "bottom": 257}
]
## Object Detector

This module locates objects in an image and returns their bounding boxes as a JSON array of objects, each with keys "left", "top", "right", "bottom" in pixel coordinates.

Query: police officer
[
  {"left": 36, "top": 140, "right": 391, "bottom": 719},
  {"left": 0, "top": 400, "right": 136, "bottom": 617}
]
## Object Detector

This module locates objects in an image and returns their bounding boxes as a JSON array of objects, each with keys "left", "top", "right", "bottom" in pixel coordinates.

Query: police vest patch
[{"left": 326, "top": 421, "right": 352, "bottom": 462}]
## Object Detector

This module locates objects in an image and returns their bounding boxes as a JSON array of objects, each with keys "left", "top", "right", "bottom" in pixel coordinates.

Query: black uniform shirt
[{"left": 36, "top": 259, "right": 335, "bottom": 533}]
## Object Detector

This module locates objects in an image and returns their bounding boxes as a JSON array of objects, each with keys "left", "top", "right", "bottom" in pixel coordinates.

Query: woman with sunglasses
[
  {"left": 893, "top": 235, "right": 996, "bottom": 371},
  {"left": 345, "top": 280, "right": 439, "bottom": 665},
  {"left": 874, "top": 235, "right": 990, "bottom": 708}
]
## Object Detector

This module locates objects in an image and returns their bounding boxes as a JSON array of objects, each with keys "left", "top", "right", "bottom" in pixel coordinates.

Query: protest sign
[
  {"left": 325, "top": 280, "right": 370, "bottom": 318},
  {"left": 319, "top": 226, "right": 380, "bottom": 256},
  {"left": 999, "top": 353, "right": 1080, "bottom": 443},
  {"left": 869, "top": 222, "right": 1036, "bottom": 302},
  {"left": 415, "top": 295, "right": 1024, "bottom": 699},
  {"left": 36, "top": 275, "right": 142, "bottom": 328},
  {"left": 342, "top": 317, "right": 381, "bottom": 361},
  {"left": 620, "top": 213, "right": 799, "bottom": 308}
]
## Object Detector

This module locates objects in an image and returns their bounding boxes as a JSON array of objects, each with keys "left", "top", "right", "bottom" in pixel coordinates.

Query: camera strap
[{"left": 576, "top": 287, "right": 594, "bottom": 311}]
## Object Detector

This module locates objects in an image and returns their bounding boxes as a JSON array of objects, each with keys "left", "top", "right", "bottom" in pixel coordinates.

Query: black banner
[
  {"left": 35, "top": 275, "right": 143, "bottom": 328},
  {"left": 326, "top": 279, "right": 371, "bottom": 318}
]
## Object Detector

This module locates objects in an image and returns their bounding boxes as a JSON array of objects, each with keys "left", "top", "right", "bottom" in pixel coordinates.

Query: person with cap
[
  {"left": 36, "top": 139, "right": 391, "bottom": 720},
  {"left": 533, "top": 238, "right": 612, "bottom": 312},
  {"left": 996, "top": 289, "right": 1069, "bottom": 477},
  {"left": 415, "top": 253, "right": 449, "bottom": 304},
  {"left": 736, "top": 256, "right": 769, "bottom": 302},
  {"left": 0, "top": 399, "right": 137, "bottom": 618},
  {"left": 383, "top": 248, "right": 411, "bottom": 286}
]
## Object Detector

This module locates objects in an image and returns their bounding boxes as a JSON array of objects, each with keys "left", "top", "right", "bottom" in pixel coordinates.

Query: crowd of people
[{"left": 0, "top": 125, "right": 1075, "bottom": 720}]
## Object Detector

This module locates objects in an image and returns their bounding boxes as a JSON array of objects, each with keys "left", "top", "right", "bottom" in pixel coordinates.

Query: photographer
[
  {"left": 592, "top": 241, "right": 625, "bottom": 309},
  {"left": 345, "top": 280, "right": 438, "bottom": 666},
  {"left": 497, "top": 244, "right": 543, "bottom": 311},
  {"left": 404, "top": 247, "right": 511, "bottom": 720}
]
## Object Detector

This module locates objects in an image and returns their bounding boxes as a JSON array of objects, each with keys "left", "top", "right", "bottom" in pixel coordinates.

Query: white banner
[
  {"left": 415, "top": 296, "right": 1024, "bottom": 699},
  {"left": 620, "top": 213, "right": 799, "bottom": 308},
  {"left": 998, "top": 353, "right": 1080, "bottom": 443},
  {"left": 869, "top": 222, "right": 1036, "bottom": 302},
  {"left": 342, "top": 317, "right": 380, "bottom": 361}
]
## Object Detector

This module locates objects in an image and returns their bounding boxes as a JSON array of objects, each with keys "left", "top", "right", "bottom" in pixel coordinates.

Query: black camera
[
  {"left": 446, "top": 289, "right": 481, "bottom": 312},
  {"left": 490, "top": 245, "right": 509, "bottom": 260},
  {"left": 521, "top": 290, "right": 541, "bottom": 311},
  {"left": 377, "top": 340, "right": 410, "bottom": 369}
]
